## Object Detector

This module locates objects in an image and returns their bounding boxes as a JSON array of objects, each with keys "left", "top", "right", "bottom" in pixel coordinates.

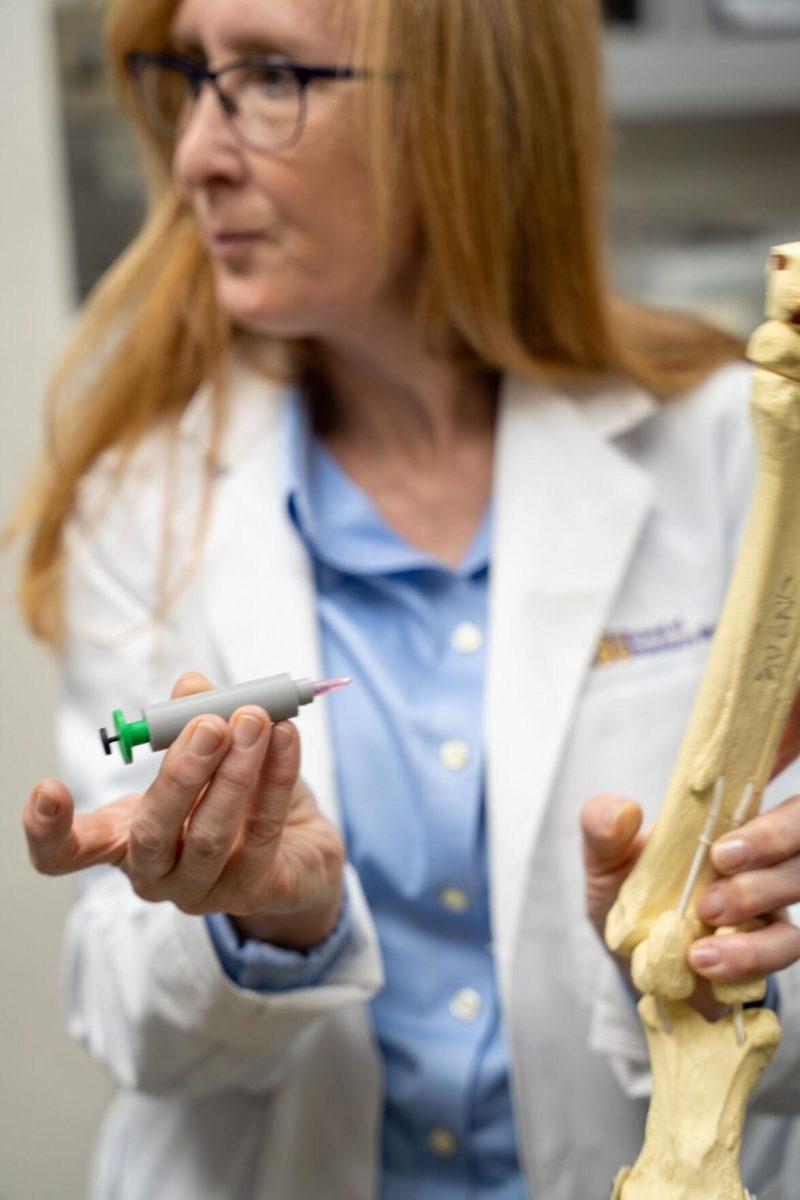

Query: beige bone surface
[
  {"left": 711, "top": 922, "right": 768, "bottom": 1006},
  {"left": 607, "top": 246, "right": 800, "bottom": 956},
  {"left": 631, "top": 911, "right": 700, "bottom": 1001},
  {"left": 746, "top": 320, "right": 800, "bottom": 383},
  {"left": 611, "top": 999, "right": 780, "bottom": 1200},
  {"left": 606, "top": 243, "right": 800, "bottom": 1199},
  {"left": 765, "top": 244, "right": 800, "bottom": 324}
]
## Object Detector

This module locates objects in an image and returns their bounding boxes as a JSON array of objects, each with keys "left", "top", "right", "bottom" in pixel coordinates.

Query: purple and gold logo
[{"left": 594, "top": 619, "right": 715, "bottom": 667}]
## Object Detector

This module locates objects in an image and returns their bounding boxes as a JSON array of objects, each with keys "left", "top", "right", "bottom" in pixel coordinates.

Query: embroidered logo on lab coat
[{"left": 594, "top": 619, "right": 715, "bottom": 666}]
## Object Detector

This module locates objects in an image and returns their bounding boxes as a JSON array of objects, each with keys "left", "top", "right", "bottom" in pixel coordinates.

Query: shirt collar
[
  {"left": 280, "top": 387, "right": 491, "bottom": 579},
  {"left": 175, "top": 354, "right": 658, "bottom": 474}
]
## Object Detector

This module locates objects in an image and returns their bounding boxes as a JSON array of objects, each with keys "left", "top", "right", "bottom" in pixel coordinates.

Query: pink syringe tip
[{"left": 312, "top": 677, "right": 352, "bottom": 698}]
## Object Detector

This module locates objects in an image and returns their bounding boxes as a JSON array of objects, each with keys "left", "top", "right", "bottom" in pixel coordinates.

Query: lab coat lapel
[
  {"left": 486, "top": 374, "right": 655, "bottom": 988},
  {"left": 191, "top": 363, "right": 656, "bottom": 915},
  {"left": 194, "top": 371, "right": 340, "bottom": 827}
]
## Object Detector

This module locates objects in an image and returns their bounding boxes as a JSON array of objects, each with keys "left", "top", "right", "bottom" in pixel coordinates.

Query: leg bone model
[{"left": 605, "top": 244, "right": 800, "bottom": 1199}]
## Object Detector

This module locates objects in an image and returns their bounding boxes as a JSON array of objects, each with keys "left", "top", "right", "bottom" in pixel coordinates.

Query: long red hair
[{"left": 8, "top": 0, "right": 742, "bottom": 643}]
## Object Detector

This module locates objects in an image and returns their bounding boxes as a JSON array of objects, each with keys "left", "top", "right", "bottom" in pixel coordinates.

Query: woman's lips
[
  {"left": 212, "top": 231, "right": 262, "bottom": 240},
  {"left": 210, "top": 232, "right": 264, "bottom": 258}
]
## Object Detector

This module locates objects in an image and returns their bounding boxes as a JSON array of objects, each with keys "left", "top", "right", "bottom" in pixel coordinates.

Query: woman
[{"left": 16, "top": 0, "right": 800, "bottom": 1196}]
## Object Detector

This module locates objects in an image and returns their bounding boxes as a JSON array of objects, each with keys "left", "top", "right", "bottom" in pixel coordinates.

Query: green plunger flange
[{"left": 101, "top": 709, "right": 150, "bottom": 764}]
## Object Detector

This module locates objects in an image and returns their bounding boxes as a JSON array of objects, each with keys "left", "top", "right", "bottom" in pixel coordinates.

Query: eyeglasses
[{"left": 125, "top": 50, "right": 374, "bottom": 151}]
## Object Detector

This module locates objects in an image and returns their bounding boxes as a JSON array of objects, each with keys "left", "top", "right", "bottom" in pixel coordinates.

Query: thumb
[
  {"left": 171, "top": 670, "right": 215, "bottom": 700},
  {"left": 581, "top": 792, "right": 643, "bottom": 875},
  {"left": 581, "top": 793, "right": 646, "bottom": 943}
]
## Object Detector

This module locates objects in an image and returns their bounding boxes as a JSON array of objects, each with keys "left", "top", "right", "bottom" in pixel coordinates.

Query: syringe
[{"left": 99, "top": 674, "right": 351, "bottom": 764}]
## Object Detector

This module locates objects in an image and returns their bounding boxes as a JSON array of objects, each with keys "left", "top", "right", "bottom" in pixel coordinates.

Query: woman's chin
[
  {"left": 232, "top": 312, "right": 320, "bottom": 341},
  {"left": 216, "top": 285, "right": 318, "bottom": 340}
]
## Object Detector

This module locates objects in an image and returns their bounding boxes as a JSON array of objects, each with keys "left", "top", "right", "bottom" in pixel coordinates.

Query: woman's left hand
[
  {"left": 689, "top": 798, "right": 800, "bottom": 984},
  {"left": 583, "top": 688, "right": 800, "bottom": 992},
  {"left": 688, "top": 691, "right": 800, "bottom": 985}
]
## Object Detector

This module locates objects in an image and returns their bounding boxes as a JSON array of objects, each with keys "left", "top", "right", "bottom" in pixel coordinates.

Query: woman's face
[{"left": 169, "top": 0, "right": 417, "bottom": 340}]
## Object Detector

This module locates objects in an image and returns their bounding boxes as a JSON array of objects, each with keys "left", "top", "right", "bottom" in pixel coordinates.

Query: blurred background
[{"left": 2, "top": 0, "right": 800, "bottom": 1195}]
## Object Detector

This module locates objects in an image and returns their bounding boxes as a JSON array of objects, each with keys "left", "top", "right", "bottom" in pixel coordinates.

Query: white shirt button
[
  {"left": 427, "top": 1127, "right": 458, "bottom": 1158},
  {"left": 439, "top": 886, "right": 470, "bottom": 913},
  {"left": 449, "top": 988, "right": 483, "bottom": 1023},
  {"left": 450, "top": 621, "right": 483, "bottom": 654},
  {"left": 439, "top": 739, "right": 471, "bottom": 771}
]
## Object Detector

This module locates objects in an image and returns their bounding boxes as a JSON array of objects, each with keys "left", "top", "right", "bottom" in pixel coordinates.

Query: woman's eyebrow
[
  {"left": 164, "top": 24, "right": 203, "bottom": 55},
  {"left": 166, "top": 36, "right": 202, "bottom": 57},
  {"left": 166, "top": 27, "right": 309, "bottom": 60}
]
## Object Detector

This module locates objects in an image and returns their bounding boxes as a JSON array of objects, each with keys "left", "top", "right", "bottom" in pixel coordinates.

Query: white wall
[{"left": 0, "top": 3, "right": 114, "bottom": 1198}]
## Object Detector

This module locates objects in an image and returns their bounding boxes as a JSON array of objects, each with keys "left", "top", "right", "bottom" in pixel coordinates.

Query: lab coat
[{"left": 58, "top": 358, "right": 800, "bottom": 1200}]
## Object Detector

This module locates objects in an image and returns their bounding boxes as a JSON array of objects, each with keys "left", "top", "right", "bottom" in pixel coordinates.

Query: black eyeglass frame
[{"left": 125, "top": 49, "right": 379, "bottom": 150}]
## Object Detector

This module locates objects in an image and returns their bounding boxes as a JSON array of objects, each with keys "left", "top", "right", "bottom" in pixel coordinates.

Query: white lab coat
[{"left": 58, "top": 357, "right": 800, "bottom": 1200}]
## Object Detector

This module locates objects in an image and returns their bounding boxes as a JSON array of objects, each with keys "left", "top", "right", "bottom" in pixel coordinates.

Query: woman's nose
[{"left": 172, "top": 85, "right": 246, "bottom": 191}]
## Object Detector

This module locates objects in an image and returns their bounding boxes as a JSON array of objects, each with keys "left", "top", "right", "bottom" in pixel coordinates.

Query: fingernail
[
  {"left": 602, "top": 800, "right": 629, "bottom": 834},
  {"left": 712, "top": 837, "right": 748, "bottom": 871},
  {"left": 190, "top": 721, "right": 224, "bottom": 755},
  {"left": 690, "top": 944, "right": 721, "bottom": 970},
  {"left": 273, "top": 723, "right": 293, "bottom": 752},
  {"left": 232, "top": 713, "right": 264, "bottom": 748},
  {"left": 36, "top": 788, "right": 58, "bottom": 817},
  {"left": 697, "top": 887, "right": 725, "bottom": 922}
]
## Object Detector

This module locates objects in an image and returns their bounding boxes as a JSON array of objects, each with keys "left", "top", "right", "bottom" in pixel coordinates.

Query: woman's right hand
[{"left": 23, "top": 671, "right": 346, "bottom": 950}]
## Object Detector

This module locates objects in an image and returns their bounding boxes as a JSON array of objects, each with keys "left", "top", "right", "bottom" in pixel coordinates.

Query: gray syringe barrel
[{"left": 143, "top": 674, "right": 315, "bottom": 751}]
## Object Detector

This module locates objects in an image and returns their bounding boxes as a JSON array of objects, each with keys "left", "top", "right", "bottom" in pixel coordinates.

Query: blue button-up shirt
[
  {"left": 207, "top": 390, "right": 528, "bottom": 1198},
  {"left": 206, "top": 388, "right": 783, "bottom": 1196}
]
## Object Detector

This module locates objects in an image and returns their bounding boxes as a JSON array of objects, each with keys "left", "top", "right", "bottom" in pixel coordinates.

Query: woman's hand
[
  {"left": 688, "top": 799, "right": 800, "bottom": 984},
  {"left": 581, "top": 792, "right": 647, "bottom": 951},
  {"left": 23, "top": 671, "right": 346, "bottom": 949},
  {"left": 581, "top": 690, "right": 800, "bottom": 1004}
]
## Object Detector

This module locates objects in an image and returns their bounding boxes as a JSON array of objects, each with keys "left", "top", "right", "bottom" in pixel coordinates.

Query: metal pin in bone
[
  {"left": 678, "top": 776, "right": 726, "bottom": 921},
  {"left": 729, "top": 781, "right": 756, "bottom": 1046}
]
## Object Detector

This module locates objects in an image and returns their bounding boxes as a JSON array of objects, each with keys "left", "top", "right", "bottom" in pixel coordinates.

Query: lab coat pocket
[{"left": 571, "top": 650, "right": 710, "bottom": 825}]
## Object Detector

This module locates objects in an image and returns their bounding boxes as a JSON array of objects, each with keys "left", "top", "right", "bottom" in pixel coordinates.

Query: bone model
[{"left": 606, "top": 243, "right": 800, "bottom": 1199}]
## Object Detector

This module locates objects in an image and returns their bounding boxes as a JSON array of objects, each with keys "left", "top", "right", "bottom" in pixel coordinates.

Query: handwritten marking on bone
[{"left": 756, "top": 577, "right": 797, "bottom": 682}]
